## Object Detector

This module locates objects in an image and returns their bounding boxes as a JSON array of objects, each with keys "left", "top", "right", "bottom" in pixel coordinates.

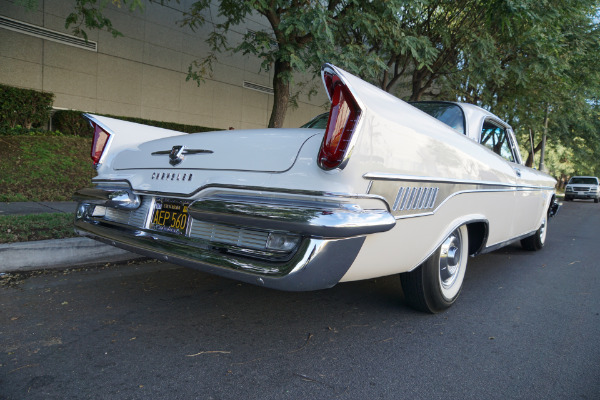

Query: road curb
[{"left": 0, "top": 237, "right": 143, "bottom": 273}]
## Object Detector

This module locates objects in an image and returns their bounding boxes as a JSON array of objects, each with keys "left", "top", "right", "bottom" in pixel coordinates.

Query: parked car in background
[
  {"left": 564, "top": 176, "right": 600, "bottom": 203},
  {"left": 74, "top": 63, "right": 558, "bottom": 313}
]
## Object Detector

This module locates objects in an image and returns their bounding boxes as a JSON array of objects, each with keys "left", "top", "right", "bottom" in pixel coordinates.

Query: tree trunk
[
  {"left": 268, "top": 59, "right": 291, "bottom": 128},
  {"left": 409, "top": 69, "right": 426, "bottom": 101},
  {"left": 525, "top": 139, "right": 544, "bottom": 167},
  {"left": 538, "top": 105, "right": 550, "bottom": 171}
]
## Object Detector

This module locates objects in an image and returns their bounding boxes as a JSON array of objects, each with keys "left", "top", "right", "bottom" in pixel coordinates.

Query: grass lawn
[
  {"left": 0, "top": 213, "right": 77, "bottom": 243},
  {"left": 0, "top": 135, "right": 95, "bottom": 202}
]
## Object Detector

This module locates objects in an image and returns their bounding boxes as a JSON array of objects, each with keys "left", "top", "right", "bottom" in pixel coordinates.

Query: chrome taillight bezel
[
  {"left": 84, "top": 113, "right": 114, "bottom": 169},
  {"left": 318, "top": 64, "right": 364, "bottom": 171}
]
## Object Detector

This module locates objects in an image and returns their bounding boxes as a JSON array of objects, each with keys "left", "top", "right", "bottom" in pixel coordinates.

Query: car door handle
[{"left": 513, "top": 167, "right": 521, "bottom": 177}]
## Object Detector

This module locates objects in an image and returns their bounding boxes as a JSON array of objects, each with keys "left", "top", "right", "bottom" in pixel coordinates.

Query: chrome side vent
[
  {"left": 243, "top": 81, "right": 274, "bottom": 95},
  {"left": 393, "top": 187, "right": 439, "bottom": 211},
  {"left": 0, "top": 15, "right": 97, "bottom": 51}
]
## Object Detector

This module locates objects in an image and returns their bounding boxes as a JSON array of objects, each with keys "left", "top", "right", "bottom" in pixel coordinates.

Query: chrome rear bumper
[
  {"left": 74, "top": 185, "right": 394, "bottom": 291},
  {"left": 75, "top": 219, "right": 365, "bottom": 291}
]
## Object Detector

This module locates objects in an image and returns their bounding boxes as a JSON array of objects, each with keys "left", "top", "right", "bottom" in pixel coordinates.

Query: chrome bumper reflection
[
  {"left": 75, "top": 185, "right": 396, "bottom": 238},
  {"left": 74, "top": 186, "right": 141, "bottom": 210},
  {"left": 188, "top": 194, "right": 396, "bottom": 238},
  {"left": 74, "top": 218, "right": 365, "bottom": 291}
]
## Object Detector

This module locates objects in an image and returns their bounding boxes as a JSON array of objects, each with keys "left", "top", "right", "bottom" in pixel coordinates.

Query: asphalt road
[{"left": 1, "top": 200, "right": 599, "bottom": 399}]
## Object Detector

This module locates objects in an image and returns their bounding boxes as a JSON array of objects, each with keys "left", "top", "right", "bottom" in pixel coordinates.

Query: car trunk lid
[{"left": 112, "top": 129, "right": 320, "bottom": 173}]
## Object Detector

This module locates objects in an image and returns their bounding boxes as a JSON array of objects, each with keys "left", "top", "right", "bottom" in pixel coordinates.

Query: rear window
[
  {"left": 569, "top": 177, "right": 599, "bottom": 185},
  {"left": 410, "top": 102, "right": 465, "bottom": 135},
  {"left": 300, "top": 113, "right": 328, "bottom": 129}
]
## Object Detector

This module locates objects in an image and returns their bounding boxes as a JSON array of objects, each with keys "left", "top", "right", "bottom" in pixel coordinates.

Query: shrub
[
  {"left": 51, "top": 110, "right": 220, "bottom": 135},
  {"left": 0, "top": 84, "right": 54, "bottom": 129},
  {"left": 102, "top": 114, "right": 220, "bottom": 133},
  {"left": 0, "top": 83, "right": 219, "bottom": 136},
  {"left": 0, "top": 126, "right": 64, "bottom": 136},
  {"left": 53, "top": 110, "right": 94, "bottom": 137}
]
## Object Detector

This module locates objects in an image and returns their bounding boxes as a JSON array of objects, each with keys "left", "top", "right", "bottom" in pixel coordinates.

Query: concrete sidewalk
[
  {"left": 0, "top": 201, "right": 78, "bottom": 215},
  {"left": 0, "top": 201, "right": 142, "bottom": 273}
]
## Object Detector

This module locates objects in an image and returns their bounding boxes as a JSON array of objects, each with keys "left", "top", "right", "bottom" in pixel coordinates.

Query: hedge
[
  {"left": 0, "top": 126, "right": 64, "bottom": 136},
  {"left": 53, "top": 110, "right": 221, "bottom": 136},
  {"left": 0, "top": 84, "right": 54, "bottom": 129},
  {"left": 102, "top": 114, "right": 220, "bottom": 134},
  {"left": 0, "top": 84, "right": 220, "bottom": 136},
  {"left": 52, "top": 110, "right": 93, "bottom": 137}
]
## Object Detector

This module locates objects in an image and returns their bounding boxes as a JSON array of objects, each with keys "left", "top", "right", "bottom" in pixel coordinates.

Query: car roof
[{"left": 410, "top": 101, "right": 513, "bottom": 141}]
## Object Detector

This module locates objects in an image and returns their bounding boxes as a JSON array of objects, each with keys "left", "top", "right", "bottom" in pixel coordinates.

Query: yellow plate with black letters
[{"left": 150, "top": 198, "right": 189, "bottom": 235}]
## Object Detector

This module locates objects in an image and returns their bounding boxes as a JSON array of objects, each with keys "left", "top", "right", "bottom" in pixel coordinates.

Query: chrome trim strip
[
  {"left": 392, "top": 187, "right": 404, "bottom": 211},
  {"left": 74, "top": 219, "right": 365, "bottom": 291},
  {"left": 393, "top": 188, "right": 527, "bottom": 220},
  {"left": 89, "top": 180, "right": 391, "bottom": 207},
  {"left": 366, "top": 180, "right": 373, "bottom": 194},
  {"left": 418, "top": 188, "right": 429, "bottom": 209},
  {"left": 151, "top": 149, "right": 214, "bottom": 155},
  {"left": 412, "top": 187, "right": 423, "bottom": 209},
  {"left": 400, "top": 187, "right": 411, "bottom": 210},
  {"left": 429, "top": 188, "right": 439, "bottom": 208},
  {"left": 363, "top": 172, "right": 555, "bottom": 190},
  {"left": 395, "top": 211, "right": 434, "bottom": 220}
]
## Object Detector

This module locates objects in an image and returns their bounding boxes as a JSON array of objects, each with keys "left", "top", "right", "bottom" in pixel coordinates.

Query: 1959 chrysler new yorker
[{"left": 74, "top": 63, "right": 559, "bottom": 313}]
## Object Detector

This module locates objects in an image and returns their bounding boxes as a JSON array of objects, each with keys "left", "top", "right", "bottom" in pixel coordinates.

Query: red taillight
[
  {"left": 90, "top": 122, "right": 110, "bottom": 166},
  {"left": 318, "top": 72, "right": 361, "bottom": 170}
]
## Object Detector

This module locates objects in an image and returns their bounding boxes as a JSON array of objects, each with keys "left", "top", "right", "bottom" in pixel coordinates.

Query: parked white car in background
[
  {"left": 74, "top": 63, "right": 558, "bottom": 313},
  {"left": 564, "top": 176, "right": 600, "bottom": 203}
]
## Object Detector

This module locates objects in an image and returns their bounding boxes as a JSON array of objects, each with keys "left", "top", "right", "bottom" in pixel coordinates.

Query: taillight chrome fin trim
[
  {"left": 83, "top": 113, "right": 115, "bottom": 169},
  {"left": 319, "top": 63, "right": 366, "bottom": 171}
]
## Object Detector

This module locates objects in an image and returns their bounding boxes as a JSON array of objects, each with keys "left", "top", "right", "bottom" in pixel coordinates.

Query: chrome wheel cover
[
  {"left": 539, "top": 216, "right": 547, "bottom": 244},
  {"left": 438, "top": 228, "right": 466, "bottom": 300}
]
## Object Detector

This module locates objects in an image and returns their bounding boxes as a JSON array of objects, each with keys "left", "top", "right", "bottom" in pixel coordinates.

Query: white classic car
[{"left": 74, "top": 63, "right": 559, "bottom": 313}]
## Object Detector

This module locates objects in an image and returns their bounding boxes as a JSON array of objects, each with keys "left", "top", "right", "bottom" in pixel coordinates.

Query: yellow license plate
[{"left": 150, "top": 198, "right": 189, "bottom": 235}]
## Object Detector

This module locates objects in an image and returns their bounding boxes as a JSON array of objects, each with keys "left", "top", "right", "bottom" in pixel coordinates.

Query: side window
[{"left": 480, "top": 120, "right": 515, "bottom": 162}]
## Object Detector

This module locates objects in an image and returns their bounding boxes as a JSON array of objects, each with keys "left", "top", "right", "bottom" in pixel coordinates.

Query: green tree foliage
[
  {"left": 433, "top": 0, "right": 600, "bottom": 179},
  {"left": 62, "top": 0, "right": 355, "bottom": 128},
  {"left": 34, "top": 0, "right": 600, "bottom": 178},
  {"left": 333, "top": 0, "right": 600, "bottom": 179},
  {"left": 63, "top": 0, "right": 144, "bottom": 40},
  {"left": 330, "top": 0, "right": 491, "bottom": 100},
  {"left": 180, "top": 0, "right": 345, "bottom": 128}
]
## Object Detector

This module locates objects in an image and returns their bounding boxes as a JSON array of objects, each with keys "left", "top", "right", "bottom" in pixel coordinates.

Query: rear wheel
[
  {"left": 400, "top": 225, "right": 468, "bottom": 313},
  {"left": 521, "top": 214, "right": 547, "bottom": 251}
]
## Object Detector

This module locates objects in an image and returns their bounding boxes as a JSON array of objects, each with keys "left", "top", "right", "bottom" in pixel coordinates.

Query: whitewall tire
[
  {"left": 521, "top": 214, "right": 547, "bottom": 251},
  {"left": 400, "top": 225, "right": 469, "bottom": 313}
]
